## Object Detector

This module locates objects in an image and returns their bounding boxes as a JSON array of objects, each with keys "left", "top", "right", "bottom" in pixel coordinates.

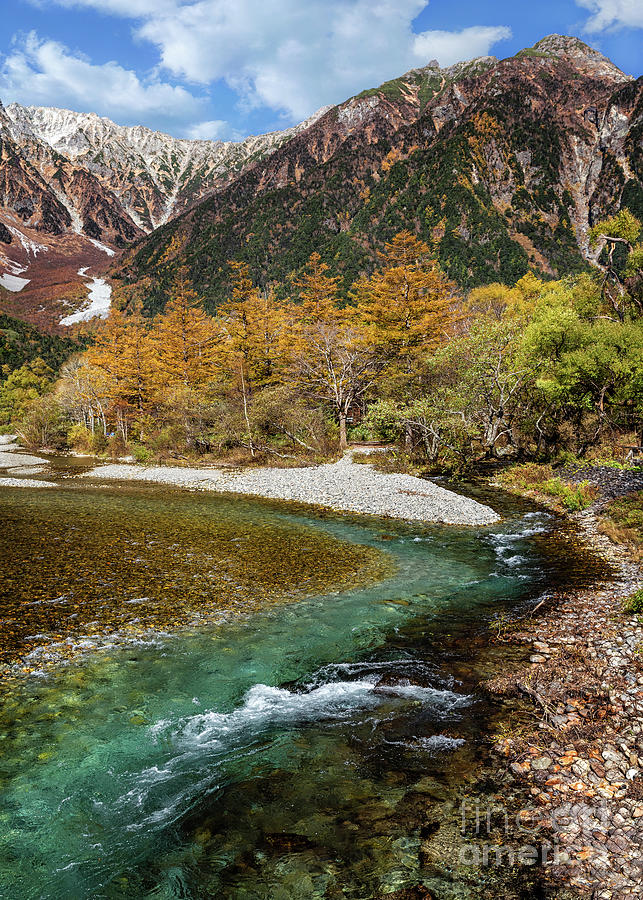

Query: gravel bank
[
  {"left": 82, "top": 454, "right": 499, "bottom": 526},
  {"left": 0, "top": 477, "right": 54, "bottom": 488},
  {"left": 488, "top": 509, "right": 643, "bottom": 899},
  {"left": 0, "top": 450, "right": 48, "bottom": 468},
  {"left": 0, "top": 436, "right": 55, "bottom": 485}
]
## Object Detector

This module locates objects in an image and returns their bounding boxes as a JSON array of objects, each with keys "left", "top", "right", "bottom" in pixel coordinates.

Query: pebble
[
  {"left": 81, "top": 454, "right": 500, "bottom": 526},
  {"left": 489, "top": 492, "right": 643, "bottom": 900}
]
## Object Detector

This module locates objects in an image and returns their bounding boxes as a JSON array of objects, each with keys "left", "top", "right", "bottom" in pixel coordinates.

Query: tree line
[{"left": 3, "top": 213, "right": 642, "bottom": 470}]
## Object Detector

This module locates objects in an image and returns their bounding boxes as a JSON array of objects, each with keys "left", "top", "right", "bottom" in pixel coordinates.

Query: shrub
[
  {"left": 541, "top": 478, "right": 597, "bottom": 511},
  {"left": 364, "top": 400, "right": 403, "bottom": 443},
  {"left": 624, "top": 589, "right": 643, "bottom": 614},
  {"left": 131, "top": 444, "right": 152, "bottom": 463},
  {"left": 347, "top": 423, "right": 373, "bottom": 442}
]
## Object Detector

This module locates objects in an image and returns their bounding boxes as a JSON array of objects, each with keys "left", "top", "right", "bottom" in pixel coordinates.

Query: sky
[{"left": 0, "top": 0, "right": 641, "bottom": 141}]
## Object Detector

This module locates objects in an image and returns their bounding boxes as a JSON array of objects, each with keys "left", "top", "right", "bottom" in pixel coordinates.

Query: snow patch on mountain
[
  {"left": 0, "top": 272, "right": 30, "bottom": 292},
  {"left": 60, "top": 267, "right": 111, "bottom": 325},
  {"left": 6, "top": 225, "right": 48, "bottom": 257},
  {"left": 88, "top": 238, "right": 115, "bottom": 257}
]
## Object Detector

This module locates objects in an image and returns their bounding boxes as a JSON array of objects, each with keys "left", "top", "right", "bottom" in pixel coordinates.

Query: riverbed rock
[
  {"left": 488, "top": 502, "right": 643, "bottom": 900},
  {"left": 81, "top": 454, "right": 500, "bottom": 526}
]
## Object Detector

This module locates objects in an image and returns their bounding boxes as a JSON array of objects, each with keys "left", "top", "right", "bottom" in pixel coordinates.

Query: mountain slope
[
  {"left": 115, "top": 35, "right": 641, "bottom": 313},
  {"left": 2, "top": 103, "right": 329, "bottom": 238},
  {"left": 0, "top": 99, "right": 328, "bottom": 328}
]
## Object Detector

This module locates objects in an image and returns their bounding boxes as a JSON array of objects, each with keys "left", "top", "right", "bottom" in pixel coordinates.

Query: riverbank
[
  {"left": 81, "top": 453, "right": 500, "bottom": 526},
  {"left": 486, "top": 471, "right": 643, "bottom": 898}
]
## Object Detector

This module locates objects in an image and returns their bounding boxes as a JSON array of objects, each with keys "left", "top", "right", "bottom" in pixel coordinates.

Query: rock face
[
  {"left": 0, "top": 102, "right": 329, "bottom": 242},
  {"left": 1, "top": 34, "right": 641, "bottom": 328},
  {"left": 115, "top": 35, "right": 642, "bottom": 313}
]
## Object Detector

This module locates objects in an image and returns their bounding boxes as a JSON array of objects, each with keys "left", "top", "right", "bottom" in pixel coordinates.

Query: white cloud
[
  {"left": 413, "top": 26, "right": 512, "bottom": 66},
  {"left": 0, "top": 31, "right": 203, "bottom": 127},
  {"left": 32, "top": 0, "right": 512, "bottom": 122},
  {"left": 137, "top": 1, "right": 511, "bottom": 118},
  {"left": 576, "top": 0, "right": 643, "bottom": 31},
  {"left": 186, "top": 119, "right": 237, "bottom": 140}
]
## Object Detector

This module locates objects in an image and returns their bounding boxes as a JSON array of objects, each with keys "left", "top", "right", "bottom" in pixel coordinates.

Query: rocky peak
[
  {"left": 1, "top": 101, "right": 331, "bottom": 237},
  {"left": 443, "top": 56, "right": 498, "bottom": 80},
  {"left": 531, "top": 34, "right": 632, "bottom": 82}
]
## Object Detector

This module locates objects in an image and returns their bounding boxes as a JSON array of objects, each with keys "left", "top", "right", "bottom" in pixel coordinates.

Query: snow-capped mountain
[
  {"left": 2, "top": 102, "right": 329, "bottom": 239},
  {"left": 0, "top": 99, "right": 328, "bottom": 329}
]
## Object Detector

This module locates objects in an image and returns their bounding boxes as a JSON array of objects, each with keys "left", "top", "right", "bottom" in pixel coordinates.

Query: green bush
[
  {"left": 347, "top": 423, "right": 373, "bottom": 442},
  {"left": 364, "top": 400, "right": 402, "bottom": 443},
  {"left": 131, "top": 444, "right": 152, "bottom": 463},
  {"left": 624, "top": 589, "right": 643, "bottom": 614},
  {"left": 541, "top": 477, "right": 597, "bottom": 511}
]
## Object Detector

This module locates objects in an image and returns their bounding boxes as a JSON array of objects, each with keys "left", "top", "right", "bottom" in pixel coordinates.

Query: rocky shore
[
  {"left": 81, "top": 454, "right": 500, "bottom": 526},
  {"left": 0, "top": 435, "right": 53, "bottom": 487},
  {"left": 488, "top": 477, "right": 643, "bottom": 898}
]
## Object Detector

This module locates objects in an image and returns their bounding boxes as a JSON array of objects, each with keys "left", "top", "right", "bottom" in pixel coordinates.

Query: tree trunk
[
  {"left": 240, "top": 364, "right": 255, "bottom": 457},
  {"left": 405, "top": 423, "right": 413, "bottom": 453},
  {"left": 339, "top": 412, "right": 348, "bottom": 450}
]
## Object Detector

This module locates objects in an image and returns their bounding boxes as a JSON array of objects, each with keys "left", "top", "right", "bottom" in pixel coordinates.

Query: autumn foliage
[
  {"left": 57, "top": 232, "right": 457, "bottom": 453},
  {"left": 15, "top": 217, "right": 641, "bottom": 467}
]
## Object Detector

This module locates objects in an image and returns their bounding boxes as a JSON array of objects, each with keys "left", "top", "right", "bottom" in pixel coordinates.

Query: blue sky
[{"left": 1, "top": 0, "right": 641, "bottom": 141}]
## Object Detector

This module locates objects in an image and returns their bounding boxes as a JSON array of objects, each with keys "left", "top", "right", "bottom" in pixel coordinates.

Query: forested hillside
[
  {"left": 0, "top": 314, "right": 79, "bottom": 376},
  {"left": 113, "top": 36, "right": 643, "bottom": 315}
]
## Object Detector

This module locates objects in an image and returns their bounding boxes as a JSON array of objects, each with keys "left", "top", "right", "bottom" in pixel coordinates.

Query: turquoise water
[{"left": 0, "top": 483, "right": 599, "bottom": 898}]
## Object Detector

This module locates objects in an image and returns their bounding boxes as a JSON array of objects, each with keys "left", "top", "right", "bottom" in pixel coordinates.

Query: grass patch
[
  {"left": 599, "top": 491, "right": 643, "bottom": 560},
  {"left": 624, "top": 589, "right": 643, "bottom": 614},
  {"left": 498, "top": 463, "right": 598, "bottom": 511}
]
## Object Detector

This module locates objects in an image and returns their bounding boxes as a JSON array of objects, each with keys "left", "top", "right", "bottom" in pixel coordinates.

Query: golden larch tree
[
  {"left": 294, "top": 252, "right": 343, "bottom": 324},
  {"left": 356, "top": 231, "right": 458, "bottom": 369},
  {"left": 220, "top": 261, "right": 288, "bottom": 388},
  {"left": 152, "top": 268, "right": 221, "bottom": 391}
]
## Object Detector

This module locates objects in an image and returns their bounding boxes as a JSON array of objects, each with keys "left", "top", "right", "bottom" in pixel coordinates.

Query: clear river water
[{"left": 0, "top": 478, "right": 604, "bottom": 899}]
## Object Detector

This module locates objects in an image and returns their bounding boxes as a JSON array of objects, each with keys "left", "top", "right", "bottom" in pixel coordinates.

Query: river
[{"left": 0, "top": 477, "right": 603, "bottom": 898}]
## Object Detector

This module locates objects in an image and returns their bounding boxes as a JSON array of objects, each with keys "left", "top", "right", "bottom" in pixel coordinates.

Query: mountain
[
  {"left": 114, "top": 35, "right": 642, "bottom": 314},
  {"left": 0, "top": 100, "right": 328, "bottom": 330},
  {"left": 1, "top": 34, "right": 641, "bottom": 330},
  {"left": 2, "top": 103, "right": 329, "bottom": 236}
]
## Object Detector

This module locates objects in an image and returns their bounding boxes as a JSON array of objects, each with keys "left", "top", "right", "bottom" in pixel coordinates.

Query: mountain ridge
[
  {"left": 2, "top": 101, "right": 331, "bottom": 236},
  {"left": 0, "top": 34, "right": 640, "bottom": 329},
  {"left": 113, "top": 34, "right": 641, "bottom": 314}
]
